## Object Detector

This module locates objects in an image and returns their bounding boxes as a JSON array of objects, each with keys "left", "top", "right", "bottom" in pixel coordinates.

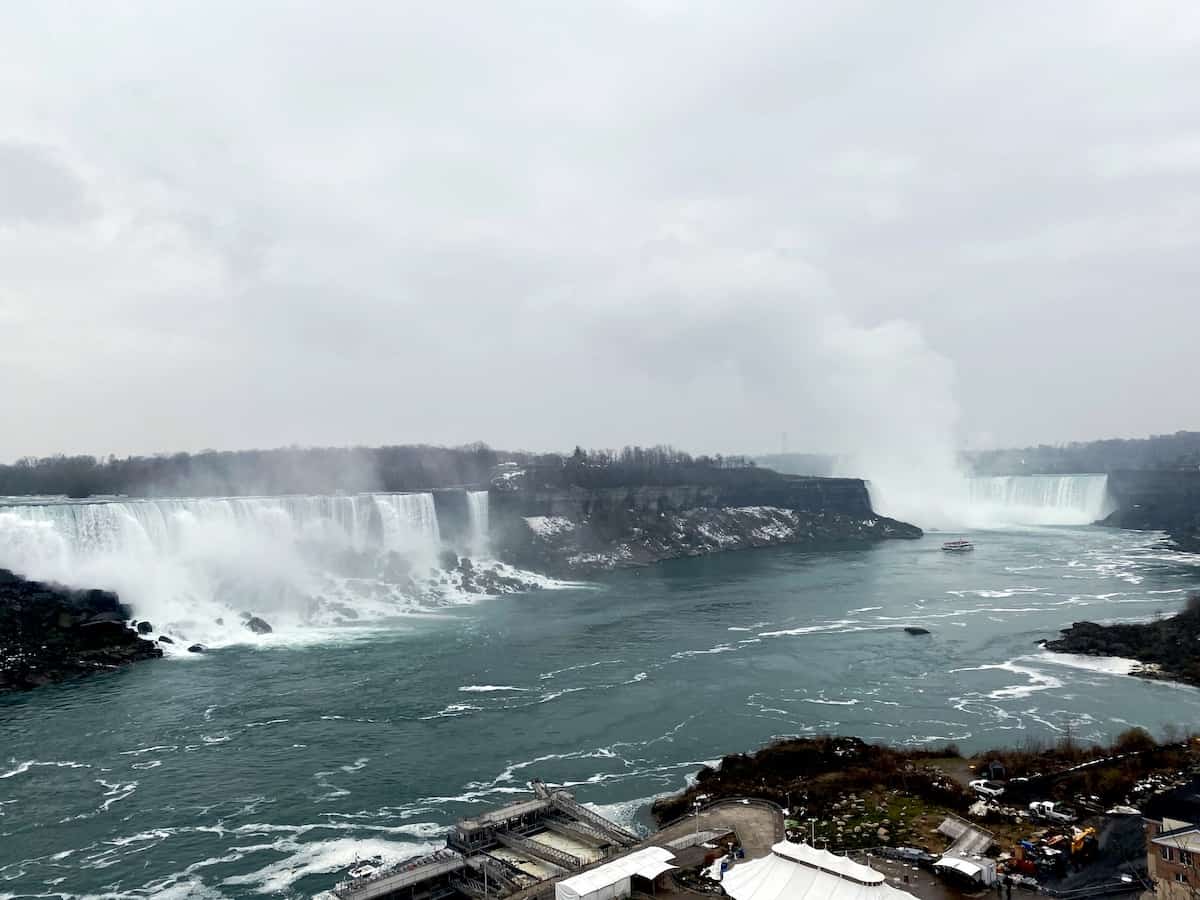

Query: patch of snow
[{"left": 524, "top": 516, "right": 575, "bottom": 538}]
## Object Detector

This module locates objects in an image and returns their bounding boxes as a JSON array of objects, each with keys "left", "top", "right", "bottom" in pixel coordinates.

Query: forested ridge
[{"left": 0, "top": 443, "right": 762, "bottom": 499}]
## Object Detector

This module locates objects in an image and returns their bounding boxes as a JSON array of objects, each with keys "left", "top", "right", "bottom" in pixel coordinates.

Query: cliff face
[
  {"left": 0, "top": 569, "right": 161, "bottom": 692},
  {"left": 1102, "top": 470, "right": 1200, "bottom": 553},
  {"left": 489, "top": 475, "right": 920, "bottom": 574}
]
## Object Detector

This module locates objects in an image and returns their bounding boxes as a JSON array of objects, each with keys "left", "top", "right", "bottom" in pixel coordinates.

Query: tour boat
[{"left": 942, "top": 538, "right": 974, "bottom": 552}]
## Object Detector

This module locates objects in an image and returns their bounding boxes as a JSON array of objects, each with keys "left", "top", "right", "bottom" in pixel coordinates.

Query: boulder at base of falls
[
  {"left": 136, "top": 620, "right": 153, "bottom": 634},
  {"left": 244, "top": 616, "right": 273, "bottom": 635},
  {"left": 904, "top": 626, "right": 931, "bottom": 636},
  {"left": 158, "top": 635, "right": 174, "bottom": 644},
  {"left": 0, "top": 568, "right": 162, "bottom": 692},
  {"left": 187, "top": 644, "right": 207, "bottom": 653}
]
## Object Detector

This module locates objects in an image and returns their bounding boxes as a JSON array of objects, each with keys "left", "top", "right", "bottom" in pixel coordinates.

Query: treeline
[
  {"left": 521, "top": 445, "right": 767, "bottom": 490},
  {"left": 0, "top": 443, "right": 769, "bottom": 499},
  {"left": 0, "top": 444, "right": 504, "bottom": 498},
  {"left": 968, "top": 430, "right": 1200, "bottom": 475}
]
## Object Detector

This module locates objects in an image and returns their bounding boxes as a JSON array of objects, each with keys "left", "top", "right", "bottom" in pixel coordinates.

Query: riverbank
[
  {"left": 1043, "top": 593, "right": 1200, "bottom": 687},
  {"left": 0, "top": 568, "right": 161, "bottom": 692},
  {"left": 651, "top": 731, "right": 1197, "bottom": 858}
]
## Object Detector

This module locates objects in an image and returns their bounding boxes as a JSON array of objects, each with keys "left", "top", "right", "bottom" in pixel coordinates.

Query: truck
[{"left": 1028, "top": 801, "right": 1075, "bottom": 824}]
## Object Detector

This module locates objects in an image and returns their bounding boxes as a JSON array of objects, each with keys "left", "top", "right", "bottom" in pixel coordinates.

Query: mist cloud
[{"left": 1, "top": 1, "right": 1198, "bottom": 461}]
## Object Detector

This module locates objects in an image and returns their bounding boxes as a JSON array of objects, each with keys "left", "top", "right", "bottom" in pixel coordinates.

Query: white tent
[
  {"left": 555, "top": 847, "right": 678, "bottom": 900},
  {"left": 722, "top": 841, "right": 916, "bottom": 900},
  {"left": 934, "top": 855, "right": 996, "bottom": 886}
]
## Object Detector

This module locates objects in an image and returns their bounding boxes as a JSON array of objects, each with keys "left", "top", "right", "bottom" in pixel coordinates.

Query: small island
[{"left": 1043, "top": 592, "right": 1200, "bottom": 687}]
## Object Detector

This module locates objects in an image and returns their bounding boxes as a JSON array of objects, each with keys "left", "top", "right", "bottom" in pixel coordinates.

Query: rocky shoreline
[
  {"left": 500, "top": 505, "right": 921, "bottom": 574},
  {"left": 489, "top": 473, "right": 922, "bottom": 575},
  {"left": 0, "top": 568, "right": 161, "bottom": 693},
  {"left": 1102, "top": 469, "right": 1200, "bottom": 554},
  {"left": 1043, "top": 592, "right": 1200, "bottom": 687}
]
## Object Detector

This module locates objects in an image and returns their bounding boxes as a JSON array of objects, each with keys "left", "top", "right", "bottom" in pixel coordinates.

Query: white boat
[
  {"left": 942, "top": 539, "right": 974, "bottom": 552},
  {"left": 348, "top": 856, "right": 384, "bottom": 880}
]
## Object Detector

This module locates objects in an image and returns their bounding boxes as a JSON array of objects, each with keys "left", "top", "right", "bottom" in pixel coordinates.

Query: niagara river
[{"left": 1, "top": 478, "right": 1198, "bottom": 897}]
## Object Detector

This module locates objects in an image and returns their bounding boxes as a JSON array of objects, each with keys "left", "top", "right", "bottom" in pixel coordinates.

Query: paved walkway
[{"left": 650, "top": 800, "right": 784, "bottom": 860}]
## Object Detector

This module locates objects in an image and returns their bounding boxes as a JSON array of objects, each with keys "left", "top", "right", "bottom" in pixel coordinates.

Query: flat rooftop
[{"left": 458, "top": 797, "right": 550, "bottom": 831}]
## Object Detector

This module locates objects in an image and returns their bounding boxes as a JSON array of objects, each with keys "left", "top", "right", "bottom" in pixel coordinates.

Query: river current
[{"left": 2, "top": 525, "right": 1199, "bottom": 898}]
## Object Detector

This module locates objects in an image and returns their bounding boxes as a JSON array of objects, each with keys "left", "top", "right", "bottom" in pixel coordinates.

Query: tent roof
[
  {"left": 934, "top": 856, "right": 982, "bottom": 878},
  {"left": 772, "top": 842, "right": 884, "bottom": 885},
  {"left": 556, "top": 847, "right": 677, "bottom": 896},
  {"left": 722, "top": 842, "right": 915, "bottom": 900}
]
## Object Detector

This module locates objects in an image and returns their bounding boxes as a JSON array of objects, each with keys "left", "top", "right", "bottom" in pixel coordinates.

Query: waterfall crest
[
  {"left": 0, "top": 491, "right": 497, "bottom": 646},
  {"left": 966, "top": 474, "right": 1112, "bottom": 525},
  {"left": 465, "top": 491, "right": 489, "bottom": 556}
]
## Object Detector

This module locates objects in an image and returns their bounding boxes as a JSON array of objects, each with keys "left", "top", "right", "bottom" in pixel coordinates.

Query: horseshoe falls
[{"left": 965, "top": 474, "right": 1113, "bottom": 526}]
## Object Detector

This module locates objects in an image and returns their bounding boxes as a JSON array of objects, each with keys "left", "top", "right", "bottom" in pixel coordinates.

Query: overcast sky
[{"left": 2, "top": 1, "right": 1198, "bottom": 462}]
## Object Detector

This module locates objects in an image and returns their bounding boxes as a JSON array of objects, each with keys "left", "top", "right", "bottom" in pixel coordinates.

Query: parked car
[{"left": 970, "top": 779, "right": 1005, "bottom": 799}]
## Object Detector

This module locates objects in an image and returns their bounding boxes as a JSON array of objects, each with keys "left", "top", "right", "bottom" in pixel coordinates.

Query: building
[
  {"left": 554, "top": 847, "right": 678, "bottom": 900},
  {"left": 1144, "top": 780, "right": 1200, "bottom": 900}
]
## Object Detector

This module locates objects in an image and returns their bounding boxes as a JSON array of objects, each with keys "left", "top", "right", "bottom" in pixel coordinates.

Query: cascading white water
[
  {"left": 0, "top": 492, "right": 456, "bottom": 646},
  {"left": 465, "top": 491, "right": 489, "bottom": 556},
  {"left": 964, "top": 474, "right": 1112, "bottom": 526},
  {"left": 865, "top": 473, "right": 1113, "bottom": 530}
]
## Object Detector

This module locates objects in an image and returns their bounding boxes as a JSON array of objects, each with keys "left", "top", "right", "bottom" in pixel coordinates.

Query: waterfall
[
  {"left": 466, "top": 491, "right": 490, "bottom": 556},
  {"left": 372, "top": 493, "right": 441, "bottom": 558},
  {"left": 0, "top": 492, "right": 452, "bottom": 645},
  {"left": 965, "top": 474, "right": 1112, "bottom": 526}
]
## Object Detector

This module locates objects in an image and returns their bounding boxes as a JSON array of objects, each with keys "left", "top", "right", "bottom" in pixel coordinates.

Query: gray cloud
[
  {"left": 1, "top": 0, "right": 1198, "bottom": 461},
  {"left": 0, "top": 142, "right": 92, "bottom": 226}
]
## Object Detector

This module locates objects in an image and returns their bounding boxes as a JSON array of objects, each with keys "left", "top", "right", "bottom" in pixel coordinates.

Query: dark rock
[
  {"left": 136, "top": 620, "right": 153, "bottom": 634},
  {"left": 84, "top": 610, "right": 125, "bottom": 625},
  {"left": 1043, "top": 593, "right": 1200, "bottom": 687},
  {"left": 439, "top": 549, "right": 460, "bottom": 570},
  {"left": 1103, "top": 470, "right": 1200, "bottom": 554},
  {"left": 0, "top": 568, "right": 161, "bottom": 693},
  {"left": 187, "top": 644, "right": 207, "bottom": 653},
  {"left": 158, "top": 635, "right": 174, "bottom": 644},
  {"left": 904, "top": 626, "right": 931, "bottom": 636},
  {"left": 244, "top": 616, "right": 272, "bottom": 635},
  {"left": 215, "top": 617, "right": 224, "bottom": 626}
]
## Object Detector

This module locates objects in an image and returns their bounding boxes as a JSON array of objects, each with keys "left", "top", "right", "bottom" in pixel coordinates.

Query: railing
[
  {"left": 542, "top": 816, "right": 615, "bottom": 848},
  {"left": 494, "top": 830, "right": 582, "bottom": 871},
  {"left": 658, "top": 796, "right": 785, "bottom": 829},
  {"left": 533, "top": 785, "right": 639, "bottom": 846}
]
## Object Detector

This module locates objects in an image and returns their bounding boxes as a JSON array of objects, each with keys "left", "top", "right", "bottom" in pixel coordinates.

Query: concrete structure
[{"left": 332, "top": 783, "right": 646, "bottom": 900}]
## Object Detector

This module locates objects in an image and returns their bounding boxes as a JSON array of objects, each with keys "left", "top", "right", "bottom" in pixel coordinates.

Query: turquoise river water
[{"left": 2, "top": 526, "right": 1199, "bottom": 898}]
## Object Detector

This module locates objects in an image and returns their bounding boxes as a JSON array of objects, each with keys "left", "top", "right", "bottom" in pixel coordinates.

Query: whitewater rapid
[{"left": 0, "top": 491, "right": 539, "bottom": 647}]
